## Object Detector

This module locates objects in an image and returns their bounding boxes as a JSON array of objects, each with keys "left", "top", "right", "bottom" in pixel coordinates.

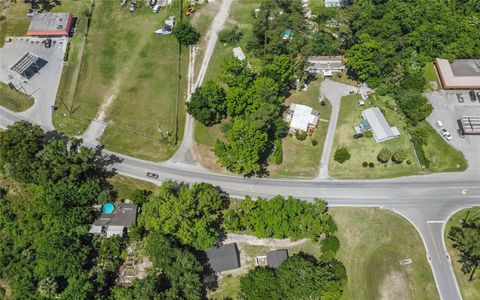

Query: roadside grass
[
  {"left": 418, "top": 121, "right": 467, "bottom": 172},
  {"left": 444, "top": 207, "right": 480, "bottom": 300},
  {"left": 332, "top": 207, "right": 439, "bottom": 300},
  {"left": 269, "top": 79, "right": 331, "bottom": 178},
  {"left": 0, "top": 1, "right": 29, "bottom": 47},
  {"left": 0, "top": 82, "right": 34, "bottom": 112},
  {"left": 329, "top": 94, "right": 422, "bottom": 179},
  {"left": 108, "top": 175, "right": 157, "bottom": 199},
  {"left": 423, "top": 63, "right": 440, "bottom": 91}
]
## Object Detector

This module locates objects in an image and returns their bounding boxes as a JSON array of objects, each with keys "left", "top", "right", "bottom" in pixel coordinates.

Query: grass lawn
[
  {"left": 269, "top": 79, "right": 332, "bottom": 178},
  {"left": 0, "top": 82, "right": 34, "bottom": 112},
  {"left": 444, "top": 207, "right": 480, "bottom": 300},
  {"left": 108, "top": 175, "right": 157, "bottom": 199},
  {"left": 329, "top": 94, "right": 423, "bottom": 179},
  {"left": 0, "top": 1, "right": 30, "bottom": 47},
  {"left": 332, "top": 207, "right": 439, "bottom": 300},
  {"left": 331, "top": 70, "right": 359, "bottom": 86},
  {"left": 423, "top": 62, "right": 441, "bottom": 91},
  {"left": 53, "top": 1, "right": 187, "bottom": 161}
]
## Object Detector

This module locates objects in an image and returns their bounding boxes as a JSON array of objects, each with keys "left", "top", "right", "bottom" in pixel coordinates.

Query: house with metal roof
[
  {"left": 356, "top": 107, "right": 400, "bottom": 143},
  {"left": 325, "top": 0, "right": 342, "bottom": 7},
  {"left": 27, "top": 13, "right": 73, "bottom": 37},
  {"left": 206, "top": 243, "right": 240, "bottom": 273},
  {"left": 89, "top": 202, "right": 139, "bottom": 238},
  {"left": 307, "top": 56, "right": 345, "bottom": 77},
  {"left": 287, "top": 103, "right": 319, "bottom": 132},
  {"left": 266, "top": 249, "right": 288, "bottom": 269},
  {"left": 435, "top": 58, "right": 480, "bottom": 90}
]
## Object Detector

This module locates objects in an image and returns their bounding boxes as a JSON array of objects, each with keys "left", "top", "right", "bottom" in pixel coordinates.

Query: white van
[
  {"left": 153, "top": 4, "right": 161, "bottom": 13},
  {"left": 436, "top": 120, "right": 443, "bottom": 128}
]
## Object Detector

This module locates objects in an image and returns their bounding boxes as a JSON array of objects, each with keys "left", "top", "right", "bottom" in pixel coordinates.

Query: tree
[
  {"left": 214, "top": 118, "right": 268, "bottom": 175},
  {"left": 395, "top": 90, "right": 433, "bottom": 124},
  {"left": 221, "top": 56, "right": 253, "bottom": 89},
  {"left": 24, "top": 0, "right": 60, "bottom": 11},
  {"left": 261, "top": 55, "right": 296, "bottom": 94},
  {"left": 186, "top": 80, "right": 226, "bottom": 126},
  {"left": 334, "top": 146, "right": 350, "bottom": 164},
  {"left": 321, "top": 235, "right": 340, "bottom": 259},
  {"left": 173, "top": 22, "right": 200, "bottom": 46},
  {"left": 392, "top": 150, "right": 407, "bottom": 164},
  {"left": 377, "top": 148, "right": 392, "bottom": 164},
  {"left": 448, "top": 216, "right": 480, "bottom": 281},
  {"left": 139, "top": 180, "right": 225, "bottom": 250},
  {"left": 0, "top": 121, "right": 44, "bottom": 182},
  {"left": 240, "top": 253, "right": 346, "bottom": 299}
]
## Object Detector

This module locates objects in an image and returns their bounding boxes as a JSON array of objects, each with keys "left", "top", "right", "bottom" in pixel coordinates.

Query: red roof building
[
  {"left": 27, "top": 12, "right": 72, "bottom": 37},
  {"left": 435, "top": 58, "right": 480, "bottom": 90}
]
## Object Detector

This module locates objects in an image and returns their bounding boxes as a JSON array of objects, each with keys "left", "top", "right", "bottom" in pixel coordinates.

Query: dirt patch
[
  {"left": 379, "top": 270, "right": 408, "bottom": 300},
  {"left": 0, "top": 278, "right": 12, "bottom": 299}
]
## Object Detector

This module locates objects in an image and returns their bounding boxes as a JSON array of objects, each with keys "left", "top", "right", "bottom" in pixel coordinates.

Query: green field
[
  {"left": 0, "top": 1, "right": 30, "bottom": 47},
  {"left": 269, "top": 79, "right": 332, "bottom": 178},
  {"left": 332, "top": 207, "right": 439, "bottom": 300},
  {"left": 52, "top": 1, "right": 188, "bottom": 161},
  {"left": 0, "top": 82, "right": 34, "bottom": 112},
  {"left": 423, "top": 63, "right": 441, "bottom": 91},
  {"left": 444, "top": 207, "right": 480, "bottom": 300},
  {"left": 108, "top": 175, "right": 157, "bottom": 199},
  {"left": 328, "top": 93, "right": 466, "bottom": 179}
]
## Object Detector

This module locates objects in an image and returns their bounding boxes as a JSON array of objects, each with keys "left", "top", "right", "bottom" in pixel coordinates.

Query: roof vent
[{"left": 57, "top": 25, "right": 63, "bottom": 29}]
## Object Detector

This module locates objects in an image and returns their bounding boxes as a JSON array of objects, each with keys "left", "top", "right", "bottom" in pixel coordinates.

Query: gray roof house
[
  {"left": 89, "top": 202, "right": 139, "bottom": 238},
  {"left": 356, "top": 107, "right": 400, "bottom": 143},
  {"left": 325, "top": 0, "right": 342, "bottom": 7},
  {"left": 206, "top": 243, "right": 240, "bottom": 273},
  {"left": 266, "top": 249, "right": 288, "bottom": 269},
  {"left": 307, "top": 56, "right": 345, "bottom": 77}
]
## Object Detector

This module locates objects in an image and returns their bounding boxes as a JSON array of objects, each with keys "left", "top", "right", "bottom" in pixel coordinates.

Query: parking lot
[
  {"left": 0, "top": 36, "right": 67, "bottom": 129},
  {"left": 427, "top": 90, "right": 480, "bottom": 174}
]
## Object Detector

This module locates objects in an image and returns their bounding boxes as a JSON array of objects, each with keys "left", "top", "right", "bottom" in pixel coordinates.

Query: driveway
[
  {"left": 317, "top": 79, "right": 360, "bottom": 179},
  {"left": 0, "top": 37, "right": 67, "bottom": 130}
]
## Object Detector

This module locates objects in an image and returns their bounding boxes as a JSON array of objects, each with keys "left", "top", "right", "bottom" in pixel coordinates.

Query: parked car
[
  {"left": 153, "top": 4, "right": 161, "bottom": 13},
  {"left": 435, "top": 120, "right": 443, "bottom": 128},
  {"left": 43, "top": 38, "right": 52, "bottom": 48},
  {"left": 150, "top": 0, "right": 157, "bottom": 6},
  {"left": 458, "top": 128, "right": 465, "bottom": 138},
  {"left": 120, "top": 0, "right": 127, "bottom": 6},
  {"left": 441, "top": 129, "right": 453, "bottom": 141},
  {"left": 457, "top": 94, "right": 464, "bottom": 103},
  {"left": 129, "top": 3, "right": 135, "bottom": 12},
  {"left": 476, "top": 92, "right": 480, "bottom": 100},
  {"left": 353, "top": 132, "right": 364, "bottom": 139},
  {"left": 469, "top": 90, "right": 476, "bottom": 101},
  {"left": 146, "top": 172, "right": 159, "bottom": 179}
]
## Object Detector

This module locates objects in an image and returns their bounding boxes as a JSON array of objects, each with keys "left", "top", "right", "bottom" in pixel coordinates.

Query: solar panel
[
  {"left": 459, "top": 116, "right": 480, "bottom": 135},
  {"left": 9, "top": 52, "right": 47, "bottom": 79}
]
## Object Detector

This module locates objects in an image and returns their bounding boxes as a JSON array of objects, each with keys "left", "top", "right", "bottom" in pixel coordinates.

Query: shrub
[
  {"left": 392, "top": 150, "right": 406, "bottom": 164},
  {"left": 63, "top": 40, "right": 71, "bottom": 62},
  {"left": 311, "top": 139, "right": 318, "bottom": 146},
  {"left": 412, "top": 140, "right": 429, "bottom": 167},
  {"left": 368, "top": 162, "right": 374, "bottom": 168},
  {"left": 273, "top": 139, "right": 283, "bottom": 165},
  {"left": 334, "top": 146, "right": 350, "bottom": 164},
  {"left": 362, "top": 161, "right": 368, "bottom": 168},
  {"left": 321, "top": 234, "right": 340, "bottom": 259},
  {"left": 218, "top": 25, "right": 243, "bottom": 44},
  {"left": 295, "top": 130, "right": 307, "bottom": 141},
  {"left": 320, "top": 100, "right": 326, "bottom": 106},
  {"left": 364, "top": 131, "right": 373, "bottom": 138},
  {"left": 406, "top": 159, "right": 412, "bottom": 165},
  {"left": 377, "top": 148, "right": 391, "bottom": 164}
]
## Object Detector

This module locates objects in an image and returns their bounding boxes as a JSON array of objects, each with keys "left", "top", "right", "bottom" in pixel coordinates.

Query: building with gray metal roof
[
  {"left": 206, "top": 243, "right": 240, "bottom": 273},
  {"left": 358, "top": 107, "right": 400, "bottom": 143},
  {"left": 266, "top": 249, "right": 288, "bottom": 269}
]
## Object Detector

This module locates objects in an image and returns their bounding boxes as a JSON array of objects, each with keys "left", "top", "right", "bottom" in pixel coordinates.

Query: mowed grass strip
[
  {"left": 108, "top": 175, "right": 157, "bottom": 199},
  {"left": 269, "top": 79, "right": 331, "bottom": 178},
  {"left": 0, "top": 82, "right": 34, "bottom": 112},
  {"left": 0, "top": 2, "right": 30, "bottom": 47},
  {"left": 444, "top": 207, "right": 480, "bottom": 300},
  {"left": 329, "top": 94, "right": 422, "bottom": 179},
  {"left": 332, "top": 207, "right": 439, "bottom": 300}
]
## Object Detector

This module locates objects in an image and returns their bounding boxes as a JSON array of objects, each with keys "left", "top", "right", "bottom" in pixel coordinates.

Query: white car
[
  {"left": 441, "top": 128, "right": 452, "bottom": 141},
  {"left": 435, "top": 120, "right": 443, "bottom": 128},
  {"left": 153, "top": 4, "right": 161, "bottom": 13}
]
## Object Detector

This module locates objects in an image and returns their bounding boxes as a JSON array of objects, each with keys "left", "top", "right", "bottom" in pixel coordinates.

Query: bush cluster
[
  {"left": 218, "top": 25, "right": 243, "bottom": 45},
  {"left": 295, "top": 130, "right": 307, "bottom": 141},
  {"left": 334, "top": 146, "right": 350, "bottom": 164}
]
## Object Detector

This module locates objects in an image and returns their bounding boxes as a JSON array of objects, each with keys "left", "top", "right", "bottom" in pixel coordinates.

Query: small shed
[
  {"left": 232, "top": 47, "right": 246, "bottom": 61},
  {"left": 266, "top": 249, "right": 288, "bottom": 269},
  {"left": 206, "top": 243, "right": 240, "bottom": 273},
  {"left": 27, "top": 12, "right": 73, "bottom": 37}
]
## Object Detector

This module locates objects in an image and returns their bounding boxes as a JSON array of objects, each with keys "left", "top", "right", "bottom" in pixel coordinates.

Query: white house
[
  {"left": 287, "top": 103, "right": 319, "bottom": 132},
  {"left": 355, "top": 107, "right": 400, "bottom": 143},
  {"left": 325, "top": 0, "right": 342, "bottom": 7},
  {"left": 307, "top": 56, "right": 345, "bottom": 77}
]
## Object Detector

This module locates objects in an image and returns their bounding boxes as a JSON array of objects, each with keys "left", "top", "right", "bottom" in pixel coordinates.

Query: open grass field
[
  {"left": 329, "top": 94, "right": 423, "bottom": 179},
  {"left": 332, "top": 207, "right": 439, "bottom": 300},
  {"left": 328, "top": 93, "right": 466, "bottom": 179},
  {"left": 53, "top": 1, "right": 188, "bottom": 161},
  {"left": 108, "top": 175, "right": 157, "bottom": 199},
  {"left": 444, "top": 207, "right": 480, "bottom": 300},
  {"left": 269, "top": 79, "right": 332, "bottom": 178},
  {"left": 0, "top": 81, "right": 34, "bottom": 112},
  {"left": 423, "top": 62, "right": 441, "bottom": 91},
  {"left": 0, "top": 1, "right": 30, "bottom": 47}
]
